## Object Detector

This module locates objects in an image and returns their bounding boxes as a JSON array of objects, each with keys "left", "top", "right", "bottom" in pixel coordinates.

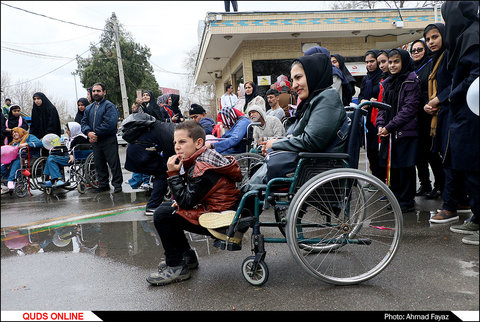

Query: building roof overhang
[{"left": 194, "top": 7, "right": 441, "bottom": 85}]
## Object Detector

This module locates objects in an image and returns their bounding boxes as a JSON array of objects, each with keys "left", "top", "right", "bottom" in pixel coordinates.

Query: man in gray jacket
[
  {"left": 81, "top": 82, "right": 123, "bottom": 193},
  {"left": 246, "top": 103, "right": 285, "bottom": 151}
]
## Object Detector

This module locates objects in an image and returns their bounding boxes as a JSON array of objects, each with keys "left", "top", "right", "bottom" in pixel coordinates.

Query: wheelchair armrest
[{"left": 298, "top": 152, "right": 349, "bottom": 160}]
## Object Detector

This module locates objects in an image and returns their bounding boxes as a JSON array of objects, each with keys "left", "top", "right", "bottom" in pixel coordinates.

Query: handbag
[{"left": 264, "top": 150, "right": 298, "bottom": 183}]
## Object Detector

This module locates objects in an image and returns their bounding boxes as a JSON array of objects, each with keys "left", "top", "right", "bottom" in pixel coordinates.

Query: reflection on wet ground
[{"left": 1, "top": 218, "right": 221, "bottom": 269}]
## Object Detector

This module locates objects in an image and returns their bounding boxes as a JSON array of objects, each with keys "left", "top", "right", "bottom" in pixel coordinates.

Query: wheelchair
[
  {"left": 31, "top": 144, "right": 95, "bottom": 195},
  {"left": 216, "top": 101, "right": 403, "bottom": 286},
  {"left": 5, "top": 146, "right": 39, "bottom": 198}
]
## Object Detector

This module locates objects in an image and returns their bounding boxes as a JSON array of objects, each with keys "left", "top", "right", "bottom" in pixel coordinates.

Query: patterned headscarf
[{"left": 218, "top": 106, "right": 238, "bottom": 129}]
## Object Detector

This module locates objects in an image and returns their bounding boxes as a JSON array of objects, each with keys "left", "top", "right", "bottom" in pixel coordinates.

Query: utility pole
[{"left": 111, "top": 12, "right": 129, "bottom": 119}]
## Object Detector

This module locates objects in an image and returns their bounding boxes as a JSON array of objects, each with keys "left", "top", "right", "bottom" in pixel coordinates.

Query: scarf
[
  {"left": 244, "top": 82, "right": 258, "bottom": 108},
  {"left": 382, "top": 49, "right": 414, "bottom": 118},
  {"left": 218, "top": 105, "right": 238, "bottom": 129},
  {"left": 66, "top": 122, "right": 87, "bottom": 151},
  {"left": 293, "top": 52, "right": 333, "bottom": 119},
  {"left": 304, "top": 46, "right": 348, "bottom": 85},
  {"left": 10, "top": 127, "right": 29, "bottom": 145},
  {"left": 6, "top": 106, "right": 22, "bottom": 129}
]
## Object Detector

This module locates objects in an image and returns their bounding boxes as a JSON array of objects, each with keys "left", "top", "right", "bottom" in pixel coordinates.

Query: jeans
[
  {"left": 1, "top": 159, "right": 21, "bottom": 181},
  {"left": 146, "top": 173, "right": 168, "bottom": 210},
  {"left": 128, "top": 173, "right": 150, "bottom": 189},
  {"left": 42, "top": 155, "right": 70, "bottom": 180}
]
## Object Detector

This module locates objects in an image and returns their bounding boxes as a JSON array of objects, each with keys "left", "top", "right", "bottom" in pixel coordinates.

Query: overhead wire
[{"left": 0, "top": 1, "right": 106, "bottom": 31}]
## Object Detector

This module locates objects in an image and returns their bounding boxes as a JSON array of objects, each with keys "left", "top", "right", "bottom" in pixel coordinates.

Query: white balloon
[{"left": 466, "top": 77, "right": 479, "bottom": 116}]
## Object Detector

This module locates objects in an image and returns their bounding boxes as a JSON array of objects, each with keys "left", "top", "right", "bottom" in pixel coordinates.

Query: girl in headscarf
[
  {"left": 331, "top": 53, "right": 357, "bottom": 106},
  {"left": 376, "top": 49, "right": 421, "bottom": 213},
  {"left": 42, "top": 122, "right": 88, "bottom": 187},
  {"left": 30, "top": 92, "right": 61, "bottom": 139},
  {"left": 1, "top": 127, "right": 42, "bottom": 190},
  {"left": 3, "top": 104, "right": 29, "bottom": 145},
  {"left": 243, "top": 81, "right": 265, "bottom": 114},
  {"left": 139, "top": 90, "right": 165, "bottom": 122},
  {"left": 75, "top": 98, "right": 89, "bottom": 124},
  {"left": 434, "top": 1, "right": 479, "bottom": 233},
  {"left": 209, "top": 105, "right": 251, "bottom": 155}
]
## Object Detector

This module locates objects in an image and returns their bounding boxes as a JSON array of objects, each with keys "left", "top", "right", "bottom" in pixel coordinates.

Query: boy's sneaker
[
  {"left": 462, "top": 232, "right": 479, "bottom": 246},
  {"left": 429, "top": 209, "right": 459, "bottom": 224},
  {"left": 44, "top": 181, "right": 53, "bottom": 188},
  {"left": 54, "top": 180, "right": 65, "bottom": 187},
  {"left": 450, "top": 221, "right": 480, "bottom": 234},
  {"left": 146, "top": 263, "right": 190, "bottom": 286},
  {"left": 158, "top": 249, "right": 199, "bottom": 270}
]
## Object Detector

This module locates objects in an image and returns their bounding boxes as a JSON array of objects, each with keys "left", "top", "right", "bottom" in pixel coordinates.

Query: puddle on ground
[{"left": 1, "top": 220, "right": 220, "bottom": 268}]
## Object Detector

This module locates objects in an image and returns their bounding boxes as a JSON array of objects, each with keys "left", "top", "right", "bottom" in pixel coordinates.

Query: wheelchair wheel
[
  {"left": 285, "top": 168, "right": 402, "bottom": 285},
  {"left": 77, "top": 181, "right": 87, "bottom": 194},
  {"left": 84, "top": 153, "right": 99, "bottom": 189},
  {"left": 14, "top": 175, "right": 29, "bottom": 198},
  {"left": 241, "top": 256, "right": 269, "bottom": 286},
  {"left": 31, "top": 157, "right": 47, "bottom": 191},
  {"left": 233, "top": 153, "right": 264, "bottom": 187}
]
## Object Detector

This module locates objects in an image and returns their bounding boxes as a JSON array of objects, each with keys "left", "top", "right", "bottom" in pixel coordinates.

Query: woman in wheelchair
[
  {"left": 42, "top": 122, "right": 88, "bottom": 187},
  {"left": 1, "top": 127, "right": 42, "bottom": 192}
]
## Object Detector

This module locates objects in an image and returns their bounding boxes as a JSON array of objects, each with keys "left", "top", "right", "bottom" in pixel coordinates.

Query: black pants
[
  {"left": 416, "top": 138, "right": 444, "bottom": 190},
  {"left": 146, "top": 173, "right": 168, "bottom": 210},
  {"left": 91, "top": 134, "right": 123, "bottom": 189},
  {"left": 224, "top": 0, "right": 238, "bottom": 12},
  {"left": 442, "top": 167, "right": 479, "bottom": 224},
  {"left": 366, "top": 128, "right": 386, "bottom": 183},
  {"left": 390, "top": 166, "right": 416, "bottom": 209},
  {"left": 153, "top": 202, "right": 212, "bottom": 266}
]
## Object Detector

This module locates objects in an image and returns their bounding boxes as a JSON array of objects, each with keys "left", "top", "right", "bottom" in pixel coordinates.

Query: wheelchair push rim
[{"left": 285, "top": 168, "right": 403, "bottom": 285}]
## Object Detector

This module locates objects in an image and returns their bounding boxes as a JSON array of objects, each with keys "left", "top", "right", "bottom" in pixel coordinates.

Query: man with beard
[{"left": 81, "top": 82, "right": 123, "bottom": 193}]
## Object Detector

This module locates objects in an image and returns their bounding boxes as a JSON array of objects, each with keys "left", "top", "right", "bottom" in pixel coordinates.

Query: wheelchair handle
[{"left": 356, "top": 101, "right": 392, "bottom": 111}]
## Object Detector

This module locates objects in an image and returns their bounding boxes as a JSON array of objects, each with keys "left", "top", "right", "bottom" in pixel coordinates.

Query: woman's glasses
[{"left": 411, "top": 48, "right": 424, "bottom": 54}]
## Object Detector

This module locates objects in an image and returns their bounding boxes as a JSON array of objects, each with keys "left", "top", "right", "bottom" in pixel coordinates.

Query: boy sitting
[{"left": 147, "top": 121, "right": 243, "bottom": 286}]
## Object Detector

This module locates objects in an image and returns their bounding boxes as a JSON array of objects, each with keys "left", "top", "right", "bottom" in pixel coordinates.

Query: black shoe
[
  {"left": 93, "top": 186, "right": 110, "bottom": 193},
  {"left": 415, "top": 185, "right": 431, "bottom": 196},
  {"left": 425, "top": 188, "right": 441, "bottom": 199},
  {"left": 113, "top": 187, "right": 122, "bottom": 193}
]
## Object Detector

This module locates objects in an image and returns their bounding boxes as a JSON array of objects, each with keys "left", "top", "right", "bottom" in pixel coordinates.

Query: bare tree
[
  {"left": 182, "top": 46, "right": 217, "bottom": 119},
  {"left": 1, "top": 71, "right": 72, "bottom": 124}
]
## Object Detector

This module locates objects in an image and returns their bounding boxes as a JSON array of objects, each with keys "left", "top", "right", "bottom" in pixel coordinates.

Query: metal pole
[{"left": 111, "top": 12, "right": 129, "bottom": 119}]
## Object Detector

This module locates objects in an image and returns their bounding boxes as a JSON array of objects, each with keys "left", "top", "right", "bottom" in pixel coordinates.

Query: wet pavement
[{"left": 1, "top": 148, "right": 478, "bottom": 313}]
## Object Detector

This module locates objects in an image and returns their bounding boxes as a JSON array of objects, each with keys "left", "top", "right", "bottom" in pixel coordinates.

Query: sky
[{"left": 1, "top": 1, "right": 338, "bottom": 116}]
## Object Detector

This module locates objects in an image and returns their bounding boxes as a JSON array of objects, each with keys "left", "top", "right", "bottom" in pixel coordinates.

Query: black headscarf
[
  {"left": 244, "top": 81, "right": 259, "bottom": 108},
  {"left": 292, "top": 52, "right": 333, "bottom": 118},
  {"left": 382, "top": 49, "right": 414, "bottom": 114},
  {"left": 30, "top": 92, "right": 61, "bottom": 138},
  {"left": 362, "top": 50, "right": 383, "bottom": 101},
  {"left": 332, "top": 53, "right": 357, "bottom": 105},
  {"left": 441, "top": 1, "right": 479, "bottom": 73},
  {"left": 411, "top": 40, "right": 432, "bottom": 73},
  {"left": 75, "top": 97, "right": 89, "bottom": 124},
  {"left": 169, "top": 94, "right": 183, "bottom": 121},
  {"left": 142, "top": 90, "right": 165, "bottom": 122},
  {"left": 377, "top": 49, "right": 391, "bottom": 79},
  {"left": 423, "top": 23, "right": 446, "bottom": 67},
  {"left": 304, "top": 46, "right": 348, "bottom": 85}
]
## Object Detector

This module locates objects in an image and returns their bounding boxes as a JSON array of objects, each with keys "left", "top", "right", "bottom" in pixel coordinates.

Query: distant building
[
  {"left": 194, "top": 7, "right": 443, "bottom": 110},
  {"left": 159, "top": 87, "right": 180, "bottom": 95}
]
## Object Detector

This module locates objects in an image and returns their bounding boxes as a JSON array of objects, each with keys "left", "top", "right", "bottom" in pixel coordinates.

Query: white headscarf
[{"left": 66, "top": 122, "right": 87, "bottom": 150}]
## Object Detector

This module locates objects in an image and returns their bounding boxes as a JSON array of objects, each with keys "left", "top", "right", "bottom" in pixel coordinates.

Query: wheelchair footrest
[{"left": 213, "top": 239, "right": 242, "bottom": 251}]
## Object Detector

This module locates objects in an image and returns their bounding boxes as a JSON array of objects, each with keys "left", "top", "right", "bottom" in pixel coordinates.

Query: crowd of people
[{"left": 1, "top": 1, "right": 478, "bottom": 286}]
